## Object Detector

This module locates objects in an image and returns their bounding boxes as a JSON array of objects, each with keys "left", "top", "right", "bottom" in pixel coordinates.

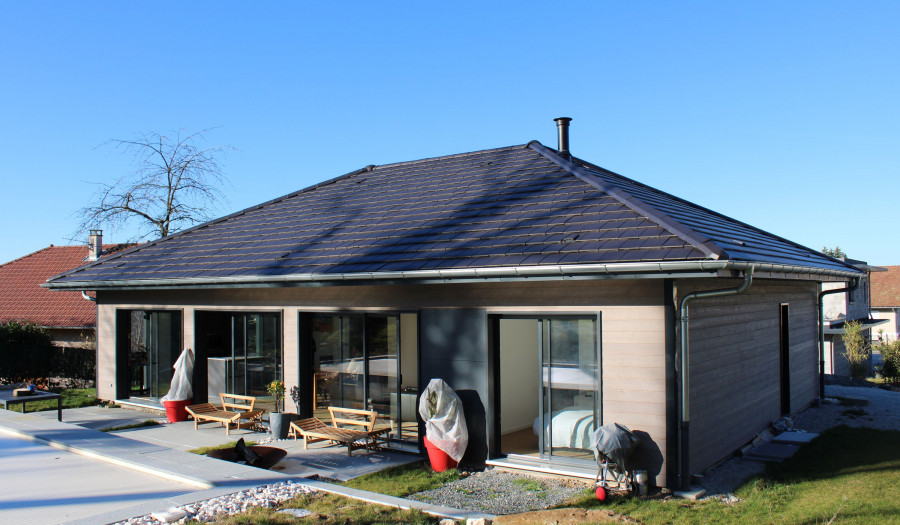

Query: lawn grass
[
  {"left": 187, "top": 440, "right": 258, "bottom": 455},
  {"left": 20, "top": 387, "right": 99, "bottom": 412},
  {"left": 562, "top": 425, "right": 900, "bottom": 524},
  {"left": 341, "top": 462, "right": 463, "bottom": 497},
  {"left": 214, "top": 492, "right": 436, "bottom": 524}
]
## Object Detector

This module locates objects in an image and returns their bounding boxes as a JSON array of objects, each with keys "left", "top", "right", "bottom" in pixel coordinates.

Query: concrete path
[
  {"left": 0, "top": 408, "right": 493, "bottom": 524},
  {"left": 0, "top": 432, "right": 195, "bottom": 524}
]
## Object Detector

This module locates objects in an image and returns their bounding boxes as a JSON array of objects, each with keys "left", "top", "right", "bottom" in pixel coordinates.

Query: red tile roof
[
  {"left": 0, "top": 244, "right": 129, "bottom": 328},
  {"left": 871, "top": 266, "right": 900, "bottom": 308}
]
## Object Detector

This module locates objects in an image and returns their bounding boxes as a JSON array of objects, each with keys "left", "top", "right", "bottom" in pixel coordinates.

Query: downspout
[
  {"left": 676, "top": 266, "right": 754, "bottom": 490},
  {"left": 80, "top": 289, "right": 98, "bottom": 394},
  {"left": 817, "top": 278, "right": 860, "bottom": 399}
]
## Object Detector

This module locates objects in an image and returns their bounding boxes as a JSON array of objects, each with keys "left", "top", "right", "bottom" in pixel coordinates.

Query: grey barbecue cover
[{"left": 591, "top": 422, "right": 640, "bottom": 474}]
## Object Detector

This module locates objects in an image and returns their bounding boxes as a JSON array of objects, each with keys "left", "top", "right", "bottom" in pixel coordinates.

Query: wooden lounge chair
[
  {"left": 288, "top": 406, "right": 391, "bottom": 456},
  {"left": 185, "top": 393, "right": 263, "bottom": 435}
]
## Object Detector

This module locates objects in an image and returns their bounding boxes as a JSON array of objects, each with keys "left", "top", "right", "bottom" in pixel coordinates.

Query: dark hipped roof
[{"left": 46, "top": 141, "right": 860, "bottom": 289}]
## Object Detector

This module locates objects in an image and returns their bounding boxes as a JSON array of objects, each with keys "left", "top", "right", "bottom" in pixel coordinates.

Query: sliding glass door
[
  {"left": 125, "top": 310, "right": 182, "bottom": 401},
  {"left": 309, "top": 313, "right": 416, "bottom": 444},
  {"left": 205, "top": 313, "right": 282, "bottom": 406},
  {"left": 499, "top": 315, "right": 599, "bottom": 464},
  {"left": 540, "top": 317, "right": 599, "bottom": 462}
]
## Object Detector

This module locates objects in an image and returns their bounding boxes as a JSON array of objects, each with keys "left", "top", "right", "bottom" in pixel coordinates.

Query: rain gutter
[
  {"left": 676, "top": 266, "right": 754, "bottom": 491},
  {"left": 817, "top": 278, "right": 860, "bottom": 399},
  {"left": 43, "top": 260, "right": 861, "bottom": 290}
]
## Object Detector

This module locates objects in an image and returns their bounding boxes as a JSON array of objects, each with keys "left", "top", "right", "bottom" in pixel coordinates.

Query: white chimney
[{"left": 88, "top": 230, "right": 103, "bottom": 261}]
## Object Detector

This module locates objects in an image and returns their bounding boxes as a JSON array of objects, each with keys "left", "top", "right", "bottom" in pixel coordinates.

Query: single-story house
[
  {"left": 871, "top": 265, "right": 900, "bottom": 342},
  {"left": 821, "top": 259, "right": 886, "bottom": 376},
  {"left": 46, "top": 120, "right": 862, "bottom": 489},
  {"left": 0, "top": 231, "right": 128, "bottom": 348}
]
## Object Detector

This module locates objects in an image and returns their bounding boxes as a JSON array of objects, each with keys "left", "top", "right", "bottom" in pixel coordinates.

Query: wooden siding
[
  {"left": 95, "top": 278, "right": 671, "bottom": 485},
  {"left": 98, "top": 279, "right": 662, "bottom": 310},
  {"left": 601, "top": 306, "right": 668, "bottom": 486},
  {"left": 96, "top": 302, "right": 116, "bottom": 401},
  {"left": 677, "top": 279, "right": 818, "bottom": 474}
]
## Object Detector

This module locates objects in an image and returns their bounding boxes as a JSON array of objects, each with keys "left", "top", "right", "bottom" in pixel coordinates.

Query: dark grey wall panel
[{"left": 420, "top": 308, "right": 489, "bottom": 464}]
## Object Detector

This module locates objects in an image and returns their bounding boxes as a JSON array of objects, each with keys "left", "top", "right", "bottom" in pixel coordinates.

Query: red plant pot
[
  {"left": 163, "top": 399, "right": 192, "bottom": 423},
  {"left": 423, "top": 436, "right": 458, "bottom": 472}
]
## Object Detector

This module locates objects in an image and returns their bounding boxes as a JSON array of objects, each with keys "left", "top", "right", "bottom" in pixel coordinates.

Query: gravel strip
[
  {"left": 409, "top": 468, "right": 591, "bottom": 515},
  {"left": 113, "top": 480, "right": 316, "bottom": 524}
]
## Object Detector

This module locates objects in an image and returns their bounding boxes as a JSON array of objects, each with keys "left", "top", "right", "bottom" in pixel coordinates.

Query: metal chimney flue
[
  {"left": 554, "top": 117, "right": 572, "bottom": 158},
  {"left": 88, "top": 229, "right": 103, "bottom": 261}
]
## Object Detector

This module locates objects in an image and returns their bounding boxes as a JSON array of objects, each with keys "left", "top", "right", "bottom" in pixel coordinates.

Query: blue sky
[{"left": 1, "top": 2, "right": 897, "bottom": 266}]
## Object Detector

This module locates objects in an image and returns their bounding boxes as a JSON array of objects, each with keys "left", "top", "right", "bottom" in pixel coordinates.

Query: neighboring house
[
  {"left": 871, "top": 265, "right": 900, "bottom": 342},
  {"left": 46, "top": 120, "right": 862, "bottom": 490},
  {"left": 0, "top": 231, "right": 128, "bottom": 348},
  {"left": 821, "top": 259, "right": 887, "bottom": 376}
]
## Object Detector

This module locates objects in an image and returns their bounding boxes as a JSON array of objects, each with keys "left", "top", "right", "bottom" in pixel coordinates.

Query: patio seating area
[
  {"left": 185, "top": 393, "right": 264, "bottom": 435},
  {"left": 22, "top": 404, "right": 421, "bottom": 481},
  {"left": 289, "top": 407, "right": 392, "bottom": 456}
]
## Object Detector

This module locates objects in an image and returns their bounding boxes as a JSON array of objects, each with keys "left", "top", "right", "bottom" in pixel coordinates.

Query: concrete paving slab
[
  {"left": 673, "top": 486, "right": 707, "bottom": 500},
  {"left": 772, "top": 431, "right": 819, "bottom": 445},
  {"left": 273, "top": 446, "right": 422, "bottom": 480},
  {"left": 2, "top": 407, "right": 491, "bottom": 524},
  {"left": 744, "top": 442, "right": 800, "bottom": 462},
  {"left": 32, "top": 406, "right": 162, "bottom": 431},
  {"left": 0, "top": 433, "right": 195, "bottom": 525}
]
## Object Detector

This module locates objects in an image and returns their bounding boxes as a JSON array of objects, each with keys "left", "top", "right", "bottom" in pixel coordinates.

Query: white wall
[
  {"left": 499, "top": 319, "right": 539, "bottom": 433},
  {"left": 872, "top": 308, "right": 899, "bottom": 341}
]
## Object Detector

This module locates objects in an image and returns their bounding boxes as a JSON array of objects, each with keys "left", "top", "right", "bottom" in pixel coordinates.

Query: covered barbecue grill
[{"left": 591, "top": 422, "right": 640, "bottom": 491}]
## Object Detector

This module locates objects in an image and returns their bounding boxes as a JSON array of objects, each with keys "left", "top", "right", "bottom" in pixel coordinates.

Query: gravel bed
[
  {"left": 409, "top": 468, "right": 591, "bottom": 515},
  {"left": 701, "top": 383, "right": 900, "bottom": 497},
  {"left": 113, "top": 480, "right": 316, "bottom": 524}
]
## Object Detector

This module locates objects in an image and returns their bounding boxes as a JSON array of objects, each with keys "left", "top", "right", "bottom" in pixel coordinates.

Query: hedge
[{"left": 0, "top": 321, "right": 96, "bottom": 385}]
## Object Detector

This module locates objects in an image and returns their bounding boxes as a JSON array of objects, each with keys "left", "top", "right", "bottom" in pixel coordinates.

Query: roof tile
[
  {"left": 47, "top": 141, "right": 858, "bottom": 287},
  {"left": 0, "top": 244, "right": 130, "bottom": 327}
]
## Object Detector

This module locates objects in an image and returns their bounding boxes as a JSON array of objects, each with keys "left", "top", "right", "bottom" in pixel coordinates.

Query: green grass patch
[
  {"left": 214, "top": 491, "right": 437, "bottom": 524},
  {"left": 341, "top": 462, "right": 463, "bottom": 497},
  {"left": 19, "top": 387, "right": 99, "bottom": 413},
  {"left": 187, "top": 440, "right": 257, "bottom": 455},
  {"left": 512, "top": 477, "right": 545, "bottom": 492},
  {"left": 561, "top": 425, "right": 900, "bottom": 524},
  {"left": 100, "top": 419, "right": 159, "bottom": 432}
]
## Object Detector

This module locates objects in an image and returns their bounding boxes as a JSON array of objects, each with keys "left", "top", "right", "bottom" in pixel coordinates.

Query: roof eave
[{"left": 43, "top": 259, "right": 862, "bottom": 291}]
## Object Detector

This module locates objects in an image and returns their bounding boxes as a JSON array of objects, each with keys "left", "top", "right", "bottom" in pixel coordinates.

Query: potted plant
[
  {"left": 267, "top": 379, "right": 292, "bottom": 439},
  {"left": 422, "top": 388, "right": 455, "bottom": 471},
  {"left": 419, "top": 378, "right": 468, "bottom": 472}
]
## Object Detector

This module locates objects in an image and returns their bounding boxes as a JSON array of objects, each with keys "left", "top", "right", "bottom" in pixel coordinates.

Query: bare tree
[{"left": 74, "top": 129, "right": 232, "bottom": 241}]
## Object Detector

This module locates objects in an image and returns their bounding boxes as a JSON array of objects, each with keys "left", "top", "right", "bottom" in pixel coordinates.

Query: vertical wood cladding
[
  {"left": 678, "top": 279, "right": 818, "bottom": 474},
  {"left": 97, "top": 303, "right": 116, "bottom": 401}
]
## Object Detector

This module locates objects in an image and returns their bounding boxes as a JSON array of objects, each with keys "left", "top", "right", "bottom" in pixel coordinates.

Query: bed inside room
[{"left": 499, "top": 317, "right": 599, "bottom": 462}]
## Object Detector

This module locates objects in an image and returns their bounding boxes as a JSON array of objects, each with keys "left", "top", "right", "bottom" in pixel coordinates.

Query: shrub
[
  {"left": 0, "top": 321, "right": 54, "bottom": 384},
  {"left": 0, "top": 321, "right": 96, "bottom": 386},
  {"left": 841, "top": 320, "right": 869, "bottom": 380},
  {"left": 874, "top": 338, "right": 900, "bottom": 383}
]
